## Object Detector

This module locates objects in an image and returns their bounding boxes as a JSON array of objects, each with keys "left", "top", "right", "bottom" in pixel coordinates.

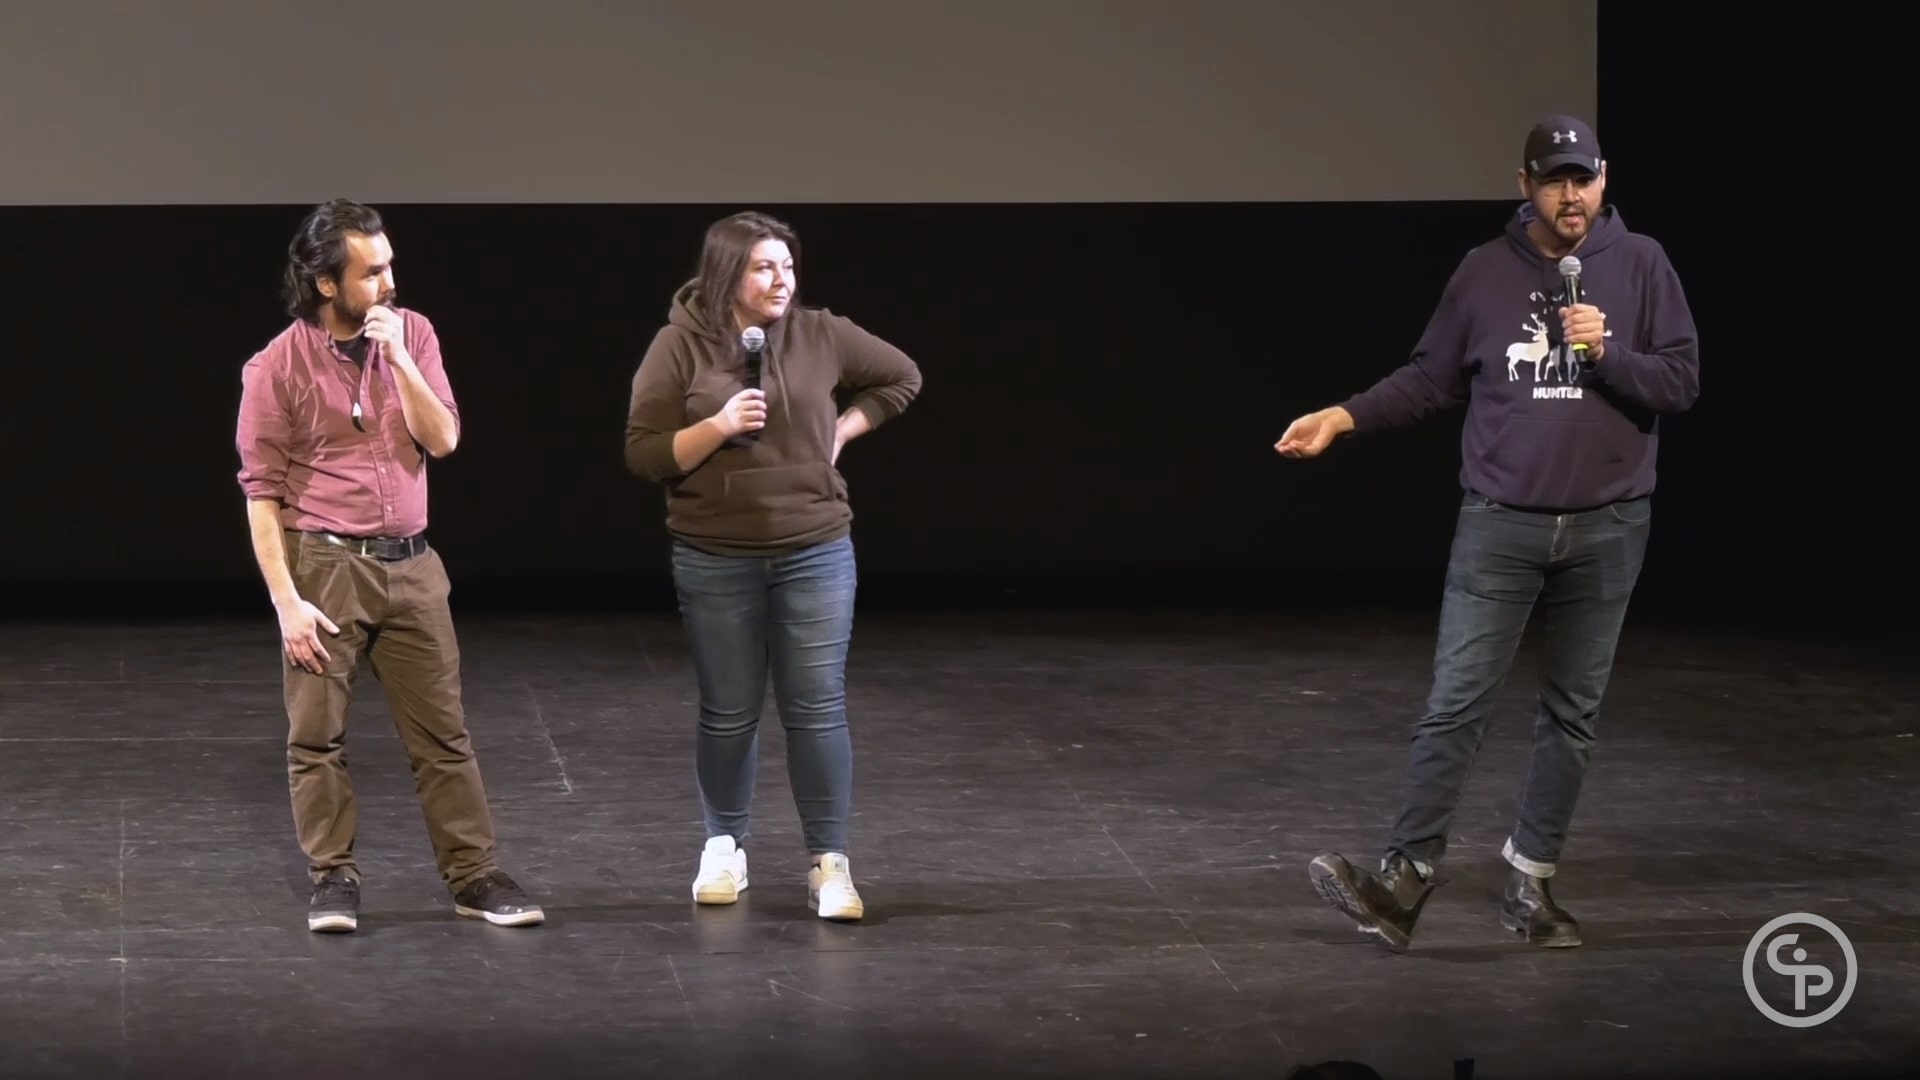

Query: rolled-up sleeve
[
  {"left": 235, "top": 354, "right": 291, "bottom": 501},
  {"left": 406, "top": 311, "right": 462, "bottom": 441}
]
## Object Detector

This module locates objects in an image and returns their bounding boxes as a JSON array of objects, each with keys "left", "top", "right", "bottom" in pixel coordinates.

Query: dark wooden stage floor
[{"left": 1, "top": 606, "right": 1914, "bottom": 1079}]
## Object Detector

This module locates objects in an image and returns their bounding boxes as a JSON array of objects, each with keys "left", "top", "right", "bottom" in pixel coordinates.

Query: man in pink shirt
[{"left": 235, "top": 199, "right": 543, "bottom": 933}]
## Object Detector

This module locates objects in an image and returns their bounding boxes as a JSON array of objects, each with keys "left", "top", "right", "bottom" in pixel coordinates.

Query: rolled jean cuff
[{"left": 1502, "top": 837, "right": 1555, "bottom": 878}]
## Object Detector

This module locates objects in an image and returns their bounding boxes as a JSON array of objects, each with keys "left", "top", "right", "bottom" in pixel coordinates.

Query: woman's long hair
[{"left": 694, "top": 211, "right": 800, "bottom": 334}]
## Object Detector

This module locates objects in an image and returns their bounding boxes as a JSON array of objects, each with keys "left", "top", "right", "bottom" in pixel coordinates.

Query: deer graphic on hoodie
[{"left": 1341, "top": 203, "right": 1700, "bottom": 511}]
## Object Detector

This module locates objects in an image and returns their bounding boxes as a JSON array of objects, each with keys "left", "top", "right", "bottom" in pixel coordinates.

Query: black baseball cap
[{"left": 1524, "top": 114, "right": 1602, "bottom": 179}]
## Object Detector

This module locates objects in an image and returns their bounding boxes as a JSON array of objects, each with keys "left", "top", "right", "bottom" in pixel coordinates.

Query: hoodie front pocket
[
  {"left": 1476, "top": 414, "right": 1620, "bottom": 500},
  {"left": 722, "top": 464, "right": 836, "bottom": 512}
]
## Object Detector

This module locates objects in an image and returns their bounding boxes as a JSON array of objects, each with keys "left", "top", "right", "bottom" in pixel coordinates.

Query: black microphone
[
  {"left": 740, "top": 326, "right": 766, "bottom": 442},
  {"left": 1557, "top": 255, "right": 1593, "bottom": 370}
]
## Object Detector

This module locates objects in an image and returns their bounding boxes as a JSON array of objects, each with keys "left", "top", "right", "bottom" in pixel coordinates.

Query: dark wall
[{"left": 0, "top": 8, "right": 1887, "bottom": 630}]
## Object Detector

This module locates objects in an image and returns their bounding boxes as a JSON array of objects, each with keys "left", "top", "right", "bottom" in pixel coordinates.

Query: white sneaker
[
  {"left": 808, "top": 853, "right": 864, "bottom": 921},
  {"left": 692, "top": 835, "right": 748, "bottom": 905}
]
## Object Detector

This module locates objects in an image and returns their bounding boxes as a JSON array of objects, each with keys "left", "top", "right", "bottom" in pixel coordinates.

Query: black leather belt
[{"left": 314, "top": 532, "right": 428, "bottom": 561}]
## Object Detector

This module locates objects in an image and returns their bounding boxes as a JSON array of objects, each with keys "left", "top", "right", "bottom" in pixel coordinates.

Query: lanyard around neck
[{"left": 328, "top": 337, "right": 378, "bottom": 432}]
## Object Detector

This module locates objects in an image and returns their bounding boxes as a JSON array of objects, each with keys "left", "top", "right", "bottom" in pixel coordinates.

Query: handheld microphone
[
  {"left": 1558, "top": 255, "right": 1594, "bottom": 369},
  {"left": 1558, "top": 255, "right": 1587, "bottom": 353},
  {"left": 740, "top": 326, "right": 766, "bottom": 443},
  {"left": 741, "top": 326, "right": 765, "bottom": 389}
]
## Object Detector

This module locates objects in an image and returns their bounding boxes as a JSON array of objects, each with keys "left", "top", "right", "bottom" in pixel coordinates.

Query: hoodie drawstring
[{"left": 776, "top": 348, "right": 792, "bottom": 431}]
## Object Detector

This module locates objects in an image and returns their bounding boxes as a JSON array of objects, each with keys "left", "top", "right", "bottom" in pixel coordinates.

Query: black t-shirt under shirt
[{"left": 335, "top": 333, "right": 370, "bottom": 365}]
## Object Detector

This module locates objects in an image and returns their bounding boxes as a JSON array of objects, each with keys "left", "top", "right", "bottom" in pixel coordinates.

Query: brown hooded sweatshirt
[{"left": 625, "top": 281, "right": 923, "bottom": 557}]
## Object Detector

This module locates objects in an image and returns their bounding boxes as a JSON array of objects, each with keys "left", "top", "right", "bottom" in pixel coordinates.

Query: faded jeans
[{"left": 671, "top": 536, "right": 857, "bottom": 855}]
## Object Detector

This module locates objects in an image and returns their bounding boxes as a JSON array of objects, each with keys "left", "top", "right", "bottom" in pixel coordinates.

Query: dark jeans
[
  {"left": 281, "top": 531, "right": 499, "bottom": 893},
  {"left": 671, "top": 535, "right": 858, "bottom": 855},
  {"left": 1385, "top": 492, "right": 1651, "bottom": 877}
]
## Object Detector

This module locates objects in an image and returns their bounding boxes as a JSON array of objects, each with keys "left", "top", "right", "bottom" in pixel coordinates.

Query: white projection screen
[{"left": 0, "top": 1, "right": 1596, "bottom": 205}]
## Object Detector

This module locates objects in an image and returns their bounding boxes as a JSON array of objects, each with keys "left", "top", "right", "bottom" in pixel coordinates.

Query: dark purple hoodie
[{"left": 1341, "top": 203, "right": 1700, "bottom": 511}]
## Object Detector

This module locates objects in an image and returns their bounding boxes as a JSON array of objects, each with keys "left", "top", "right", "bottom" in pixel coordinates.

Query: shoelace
[{"left": 469, "top": 874, "right": 526, "bottom": 904}]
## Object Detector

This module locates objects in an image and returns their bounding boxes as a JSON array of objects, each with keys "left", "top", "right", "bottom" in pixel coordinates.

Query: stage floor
[{"left": 1, "top": 606, "right": 1914, "bottom": 1079}]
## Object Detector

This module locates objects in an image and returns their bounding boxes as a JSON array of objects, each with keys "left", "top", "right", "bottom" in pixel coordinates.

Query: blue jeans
[
  {"left": 1385, "top": 492, "right": 1652, "bottom": 877},
  {"left": 671, "top": 535, "right": 857, "bottom": 855}
]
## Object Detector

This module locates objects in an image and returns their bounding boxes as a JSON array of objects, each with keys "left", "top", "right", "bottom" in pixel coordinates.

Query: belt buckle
[{"left": 324, "top": 533, "right": 384, "bottom": 559}]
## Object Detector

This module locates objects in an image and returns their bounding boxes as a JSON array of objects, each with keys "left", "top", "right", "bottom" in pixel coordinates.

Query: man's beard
[{"left": 331, "top": 291, "right": 395, "bottom": 329}]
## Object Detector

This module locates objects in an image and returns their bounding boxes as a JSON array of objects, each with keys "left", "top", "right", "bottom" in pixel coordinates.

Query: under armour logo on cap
[{"left": 1524, "top": 115, "right": 1601, "bottom": 178}]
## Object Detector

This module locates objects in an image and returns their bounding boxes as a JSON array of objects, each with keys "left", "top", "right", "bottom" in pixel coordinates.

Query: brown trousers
[{"left": 282, "top": 531, "right": 497, "bottom": 893}]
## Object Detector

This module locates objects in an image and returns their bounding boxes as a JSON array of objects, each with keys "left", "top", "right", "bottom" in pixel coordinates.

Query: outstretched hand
[{"left": 1274, "top": 406, "right": 1354, "bottom": 459}]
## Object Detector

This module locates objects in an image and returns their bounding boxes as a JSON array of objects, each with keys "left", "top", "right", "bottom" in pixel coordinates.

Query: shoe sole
[
  {"left": 1308, "top": 858, "right": 1410, "bottom": 951},
  {"left": 1500, "top": 914, "right": 1582, "bottom": 947},
  {"left": 808, "top": 894, "right": 864, "bottom": 922},
  {"left": 308, "top": 914, "right": 357, "bottom": 933},
  {"left": 694, "top": 876, "right": 748, "bottom": 905},
  {"left": 455, "top": 905, "right": 546, "bottom": 927}
]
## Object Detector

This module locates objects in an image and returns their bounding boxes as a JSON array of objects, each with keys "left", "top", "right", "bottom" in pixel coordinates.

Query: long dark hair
[
  {"left": 694, "top": 211, "right": 800, "bottom": 333},
  {"left": 281, "top": 199, "right": 385, "bottom": 322}
]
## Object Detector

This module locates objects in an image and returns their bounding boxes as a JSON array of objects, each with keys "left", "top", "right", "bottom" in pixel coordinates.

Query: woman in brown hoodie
[{"left": 625, "top": 211, "right": 923, "bottom": 921}]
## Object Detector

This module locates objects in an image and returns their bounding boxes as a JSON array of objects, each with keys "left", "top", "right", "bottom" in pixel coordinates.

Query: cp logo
[{"left": 1743, "top": 913, "right": 1858, "bottom": 1028}]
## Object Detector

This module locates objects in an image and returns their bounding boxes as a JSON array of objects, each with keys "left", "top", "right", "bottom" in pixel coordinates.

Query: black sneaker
[
  {"left": 453, "top": 871, "right": 545, "bottom": 927},
  {"left": 308, "top": 870, "right": 360, "bottom": 933}
]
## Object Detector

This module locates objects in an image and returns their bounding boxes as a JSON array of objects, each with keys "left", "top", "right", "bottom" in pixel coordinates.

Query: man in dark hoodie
[{"left": 1275, "top": 115, "right": 1700, "bottom": 950}]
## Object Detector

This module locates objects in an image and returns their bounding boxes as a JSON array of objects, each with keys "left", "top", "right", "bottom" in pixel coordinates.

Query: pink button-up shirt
[{"left": 234, "top": 309, "right": 459, "bottom": 538}]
